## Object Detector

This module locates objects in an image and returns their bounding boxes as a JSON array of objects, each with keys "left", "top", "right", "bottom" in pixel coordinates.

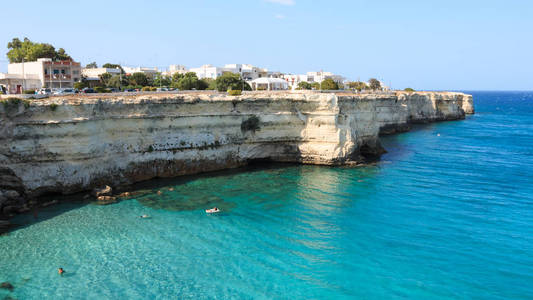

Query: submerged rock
[
  {"left": 96, "top": 196, "right": 117, "bottom": 205},
  {"left": 41, "top": 199, "right": 59, "bottom": 207},
  {"left": 0, "top": 282, "right": 14, "bottom": 292}
]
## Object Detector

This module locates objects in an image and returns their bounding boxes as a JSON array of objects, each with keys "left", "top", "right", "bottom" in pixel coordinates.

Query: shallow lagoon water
[{"left": 1, "top": 91, "right": 532, "bottom": 299}]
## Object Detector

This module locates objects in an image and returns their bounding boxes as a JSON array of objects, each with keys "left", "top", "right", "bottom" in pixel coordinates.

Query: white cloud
[
  {"left": 275, "top": 14, "right": 286, "bottom": 19},
  {"left": 265, "top": 0, "right": 295, "bottom": 6}
]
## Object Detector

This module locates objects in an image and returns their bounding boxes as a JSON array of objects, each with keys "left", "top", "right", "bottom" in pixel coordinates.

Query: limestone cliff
[{"left": 0, "top": 91, "right": 473, "bottom": 217}]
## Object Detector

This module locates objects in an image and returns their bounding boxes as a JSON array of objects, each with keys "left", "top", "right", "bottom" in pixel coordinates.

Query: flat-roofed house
[{"left": 0, "top": 58, "right": 81, "bottom": 93}]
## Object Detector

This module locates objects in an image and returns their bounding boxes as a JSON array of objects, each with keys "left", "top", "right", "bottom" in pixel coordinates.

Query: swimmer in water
[
  {"left": 58, "top": 268, "right": 64, "bottom": 275},
  {"left": 140, "top": 214, "right": 149, "bottom": 218}
]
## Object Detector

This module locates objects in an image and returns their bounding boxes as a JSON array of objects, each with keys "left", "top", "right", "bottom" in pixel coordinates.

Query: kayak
[{"left": 205, "top": 208, "right": 220, "bottom": 214}]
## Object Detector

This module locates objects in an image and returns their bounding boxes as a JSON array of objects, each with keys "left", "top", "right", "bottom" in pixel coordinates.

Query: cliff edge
[{"left": 0, "top": 91, "right": 473, "bottom": 218}]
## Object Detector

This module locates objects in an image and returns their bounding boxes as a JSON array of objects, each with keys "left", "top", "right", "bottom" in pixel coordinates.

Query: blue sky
[{"left": 0, "top": 0, "right": 532, "bottom": 90}]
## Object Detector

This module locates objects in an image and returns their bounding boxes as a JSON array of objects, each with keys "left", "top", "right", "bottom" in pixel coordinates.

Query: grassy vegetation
[
  {"left": 1, "top": 97, "right": 30, "bottom": 110},
  {"left": 228, "top": 89, "right": 242, "bottom": 96},
  {"left": 241, "top": 115, "right": 260, "bottom": 132}
]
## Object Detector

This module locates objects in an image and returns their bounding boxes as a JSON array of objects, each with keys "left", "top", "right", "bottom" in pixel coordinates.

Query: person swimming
[
  {"left": 58, "top": 268, "right": 64, "bottom": 275},
  {"left": 139, "top": 214, "right": 150, "bottom": 218}
]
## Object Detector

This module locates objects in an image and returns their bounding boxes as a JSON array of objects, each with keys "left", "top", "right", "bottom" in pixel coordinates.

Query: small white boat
[{"left": 205, "top": 208, "right": 220, "bottom": 214}]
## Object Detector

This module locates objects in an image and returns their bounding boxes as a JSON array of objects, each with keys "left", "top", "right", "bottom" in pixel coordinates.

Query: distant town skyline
[{"left": 0, "top": 0, "right": 532, "bottom": 90}]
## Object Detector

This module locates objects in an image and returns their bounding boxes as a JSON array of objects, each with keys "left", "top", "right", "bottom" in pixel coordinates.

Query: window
[
  {"left": 44, "top": 69, "right": 48, "bottom": 75},
  {"left": 53, "top": 69, "right": 59, "bottom": 74},
  {"left": 72, "top": 70, "right": 79, "bottom": 75},
  {"left": 61, "top": 69, "right": 66, "bottom": 74}
]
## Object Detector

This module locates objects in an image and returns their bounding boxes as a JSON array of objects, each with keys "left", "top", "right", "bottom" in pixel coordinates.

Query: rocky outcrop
[{"left": 0, "top": 91, "right": 473, "bottom": 217}]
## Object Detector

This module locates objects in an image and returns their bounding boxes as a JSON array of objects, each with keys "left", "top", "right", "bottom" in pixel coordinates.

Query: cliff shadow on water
[{"left": 2, "top": 192, "right": 91, "bottom": 235}]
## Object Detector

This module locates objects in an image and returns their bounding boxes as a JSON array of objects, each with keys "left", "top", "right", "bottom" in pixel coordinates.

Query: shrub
[
  {"left": 297, "top": 81, "right": 312, "bottom": 90},
  {"left": 74, "top": 81, "right": 89, "bottom": 90},
  {"left": 228, "top": 89, "right": 242, "bottom": 96},
  {"left": 404, "top": 88, "right": 415, "bottom": 92},
  {"left": 50, "top": 103, "right": 58, "bottom": 111},
  {"left": 216, "top": 72, "right": 251, "bottom": 92},
  {"left": 320, "top": 78, "right": 339, "bottom": 90},
  {"left": 23, "top": 89, "right": 35, "bottom": 94},
  {"left": 369, "top": 78, "right": 382, "bottom": 90},
  {"left": 1, "top": 97, "right": 31, "bottom": 110},
  {"left": 94, "top": 86, "right": 110, "bottom": 93},
  {"left": 241, "top": 115, "right": 260, "bottom": 132},
  {"left": 141, "top": 86, "right": 152, "bottom": 92}
]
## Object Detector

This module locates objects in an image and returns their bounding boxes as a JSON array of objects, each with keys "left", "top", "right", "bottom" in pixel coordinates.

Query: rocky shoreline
[{"left": 0, "top": 91, "right": 473, "bottom": 227}]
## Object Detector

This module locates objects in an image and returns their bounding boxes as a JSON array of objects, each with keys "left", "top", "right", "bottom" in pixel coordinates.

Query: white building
[
  {"left": 122, "top": 66, "right": 159, "bottom": 78},
  {"left": 82, "top": 67, "right": 121, "bottom": 80},
  {"left": 189, "top": 63, "right": 280, "bottom": 80},
  {"left": 0, "top": 58, "right": 81, "bottom": 93},
  {"left": 81, "top": 67, "right": 122, "bottom": 87},
  {"left": 282, "top": 71, "right": 344, "bottom": 90},
  {"left": 189, "top": 64, "right": 227, "bottom": 79},
  {"left": 250, "top": 78, "right": 289, "bottom": 91},
  {"left": 162, "top": 65, "right": 188, "bottom": 76}
]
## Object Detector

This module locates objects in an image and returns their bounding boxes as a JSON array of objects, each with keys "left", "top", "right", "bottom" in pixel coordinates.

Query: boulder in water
[
  {"left": 0, "top": 282, "right": 14, "bottom": 292},
  {"left": 96, "top": 196, "right": 117, "bottom": 205},
  {"left": 92, "top": 185, "right": 112, "bottom": 197}
]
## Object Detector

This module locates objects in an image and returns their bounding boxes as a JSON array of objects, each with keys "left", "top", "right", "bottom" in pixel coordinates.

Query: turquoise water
[{"left": 1, "top": 91, "right": 533, "bottom": 299}]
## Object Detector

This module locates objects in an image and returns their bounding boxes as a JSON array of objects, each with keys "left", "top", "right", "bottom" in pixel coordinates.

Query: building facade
[
  {"left": 189, "top": 63, "right": 280, "bottom": 80},
  {"left": 0, "top": 58, "right": 81, "bottom": 93},
  {"left": 81, "top": 67, "right": 122, "bottom": 87},
  {"left": 162, "top": 65, "right": 188, "bottom": 76},
  {"left": 122, "top": 66, "right": 159, "bottom": 78}
]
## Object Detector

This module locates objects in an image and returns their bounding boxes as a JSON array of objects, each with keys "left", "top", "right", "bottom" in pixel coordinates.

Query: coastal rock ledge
[{"left": 0, "top": 91, "right": 473, "bottom": 214}]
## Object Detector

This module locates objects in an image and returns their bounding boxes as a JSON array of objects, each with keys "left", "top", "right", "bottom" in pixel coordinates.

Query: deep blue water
[{"left": 1, "top": 91, "right": 532, "bottom": 299}]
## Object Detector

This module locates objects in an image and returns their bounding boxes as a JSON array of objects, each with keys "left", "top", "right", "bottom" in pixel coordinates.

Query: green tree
[
  {"left": 297, "top": 81, "right": 312, "bottom": 90},
  {"left": 107, "top": 75, "right": 128, "bottom": 89},
  {"left": 6, "top": 37, "right": 72, "bottom": 63},
  {"left": 129, "top": 72, "right": 149, "bottom": 86},
  {"left": 215, "top": 72, "right": 251, "bottom": 92},
  {"left": 404, "top": 88, "right": 415, "bottom": 92},
  {"left": 197, "top": 78, "right": 209, "bottom": 90},
  {"left": 368, "top": 78, "right": 382, "bottom": 90},
  {"left": 310, "top": 82, "right": 320, "bottom": 90},
  {"left": 153, "top": 73, "right": 171, "bottom": 87},
  {"left": 177, "top": 75, "right": 199, "bottom": 90},
  {"left": 102, "top": 63, "right": 125, "bottom": 74},
  {"left": 56, "top": 48, "right": 71, "bottom": 61},
  {"left": 347, "top": 81, "right": 368, "bottom": 92},
  {"left": 86, "top": 62, "right": 98, "bottom": 68},
  {"left": 320, "top": 78, "right": 339, "bottom": 90},
  {"left": 201, "top": 78, "right": 216, "bottom": 90},
  {"left": 99, "top": 73, "right": 112, "bottom": 86},
  {"left": 171, "top": 72, "right": 184, "bottom": 83},
  {"left": 74, "top": 81, "right": 89, "bottom": 90}
]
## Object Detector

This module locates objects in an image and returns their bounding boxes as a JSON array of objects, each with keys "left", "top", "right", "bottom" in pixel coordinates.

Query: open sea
[{"left": 1, "top": 91, "right": 532, "bottom": 299}]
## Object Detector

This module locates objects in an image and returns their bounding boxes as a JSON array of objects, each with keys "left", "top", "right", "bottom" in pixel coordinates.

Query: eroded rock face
[{"left": 0, "top": 91, "right": 473, "bottom": 206}]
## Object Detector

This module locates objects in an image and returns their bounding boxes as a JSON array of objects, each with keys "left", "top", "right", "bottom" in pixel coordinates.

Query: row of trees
[
  {"left": 7, "top": 38, "right": 72, "bottom": 63},
  {"left": 345, "top": 78, "right": 382, "bottom": 91},
  {"left": 296, "top": 78, "right": 384, "bottom": 91},
  {"left": 76, "top": 67, "right": 251, "bottom": 92},
  {"left": 296, "top": 78, "right": 340, "bottom": 90}
]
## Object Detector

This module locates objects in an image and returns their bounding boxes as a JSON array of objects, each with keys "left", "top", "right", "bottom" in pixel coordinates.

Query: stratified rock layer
[{"left": 0, "top": 91, "right": 473, "bottom": 214}]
